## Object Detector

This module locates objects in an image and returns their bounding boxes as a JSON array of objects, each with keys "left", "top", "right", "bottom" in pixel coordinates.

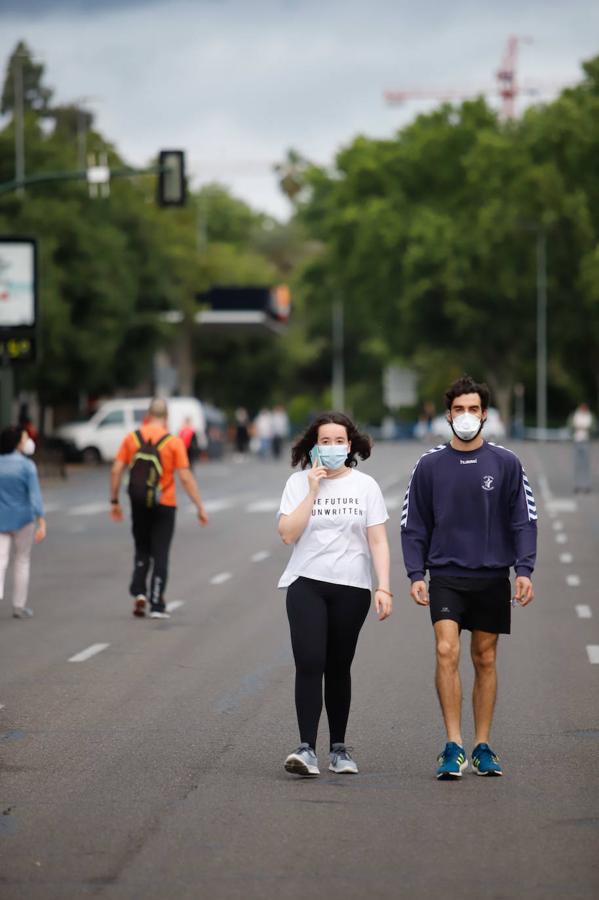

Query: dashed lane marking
[
  {"left": 566, "top": 574, "right": 581, "bottom": 587},
  {"left": 555, "top": 533, "right": 568, "bottom": 544},
  {"left": 586, "top": 645, "right": 599, "bottom": 664},
  {"left": 198, "top": 498, "right": 235, "bottom": 514},
  {"left": 559, "top": 552, "right": 573, "bottom": 564},
  {"left": 166, "top": 600, "right": 185, "bottom": 612},
  {"left": 552, "top": 521, "right": 564, "bottom": 531},
  {"left": 68, "top": 502, "right": 109, "bottom": 516},
  {"left": 68, "top": 643, "right": 110, "bottom": 663},
  {"left": 210, "top": 572, "right": 232, "bottom": 585},
  {"left": 576, "top": 605, "right": 592, "bottom": 619},
  {"left": 246, "top": 499, "right": 280, "bottom": 513},
  {"left": 251, "top": 551, "right": 270, "bottom": 562}
]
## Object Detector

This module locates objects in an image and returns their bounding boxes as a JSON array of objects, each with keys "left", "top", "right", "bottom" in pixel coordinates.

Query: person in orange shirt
[{"left": 110, "top": 398, "right": 209, "bottom": 619}]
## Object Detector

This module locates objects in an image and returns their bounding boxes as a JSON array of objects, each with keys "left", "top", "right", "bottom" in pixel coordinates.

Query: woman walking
[
  {"left": 277, "top": 412, "right": 392, "bottom": 777},
  {"left": 0, "top": 425, "right": 46, "bottom": 618}
]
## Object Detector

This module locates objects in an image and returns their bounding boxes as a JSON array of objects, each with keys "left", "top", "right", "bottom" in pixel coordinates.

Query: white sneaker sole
[
  {"left": 437, "top": 759, "right": 469, "bottom": 779},
  {"left": 149, "top": 612, "right": 170, "bottom": 619},
  {"left": 329, "top": 763, "right": 358, "bottom": 774},
  {"left": 284, "top": 754, "right": 319, "bottom": 777},
  {"left": 473, "top": 767, "right": 503, "bottom": 776}
]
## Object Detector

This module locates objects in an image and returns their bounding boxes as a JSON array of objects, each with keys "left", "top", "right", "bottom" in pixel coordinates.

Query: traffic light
[{"left": 157, "top": 150, "right": 186, "bottom": 207}]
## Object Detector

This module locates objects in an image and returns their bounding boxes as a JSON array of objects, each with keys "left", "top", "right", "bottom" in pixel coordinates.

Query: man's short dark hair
[
  {"left": 0, "top": 425, "right": 23, "bottom": 454},
  {"left": 444, "top": 375, "right": 490, "bottom": 411}
]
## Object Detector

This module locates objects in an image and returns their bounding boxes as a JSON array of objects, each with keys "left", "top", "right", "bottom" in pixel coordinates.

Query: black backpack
[{"left": 127, "top": 430, "right": 172, "bottom": 508}]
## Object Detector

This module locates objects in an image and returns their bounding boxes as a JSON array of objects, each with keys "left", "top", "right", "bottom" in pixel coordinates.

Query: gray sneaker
[
  {"left": 284, "top": 743, "right": 320, "bottom": 777},
  {"left": 13, "top": 607, "right": 34, "bottom": 619},
  {"left": 329, "top": 744, "right": 358, "bottom": 774}
]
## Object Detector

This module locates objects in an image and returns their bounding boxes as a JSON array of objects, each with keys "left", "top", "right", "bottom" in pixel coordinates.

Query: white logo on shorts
[{"left": 482, "top": 475, "right": 495, "bottom": 491}]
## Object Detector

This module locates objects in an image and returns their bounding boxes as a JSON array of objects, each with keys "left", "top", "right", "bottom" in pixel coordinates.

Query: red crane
[{"left": 384, "top": 35, "right": 550, "bottom": 120}]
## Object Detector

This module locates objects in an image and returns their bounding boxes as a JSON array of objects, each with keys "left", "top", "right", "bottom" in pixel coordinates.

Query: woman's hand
[
  {"left": 307, "top": 465, "right": 327, "bottom": 494},
  {"left": 35, "top": 518, "right": 46, "bottom": 543},
  {"left": 374, "top": 589, "right": 392, "bottom": 620}
]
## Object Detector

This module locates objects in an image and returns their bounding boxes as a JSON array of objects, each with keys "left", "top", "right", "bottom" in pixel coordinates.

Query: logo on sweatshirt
[{"left": 481, "top": 475, "right": 495, "bottom": 491}]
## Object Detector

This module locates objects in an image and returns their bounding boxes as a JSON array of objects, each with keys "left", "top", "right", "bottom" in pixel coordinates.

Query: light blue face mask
[{"left": 316, "top": 444, "right": 349, "bottom": 470}]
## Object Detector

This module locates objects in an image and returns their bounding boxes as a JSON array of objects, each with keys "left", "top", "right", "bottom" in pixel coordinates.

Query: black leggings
[
  {"left": 130, "top": 503, "right": 176, "bottom": 609},
  {"left": 286, "top": 576, "right": 371, "bottom": 750}
]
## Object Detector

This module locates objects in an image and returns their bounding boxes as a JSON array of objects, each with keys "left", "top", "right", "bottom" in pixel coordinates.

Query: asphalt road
[{"left": 0, "top": 441, "right": 597, "bottom": 899}]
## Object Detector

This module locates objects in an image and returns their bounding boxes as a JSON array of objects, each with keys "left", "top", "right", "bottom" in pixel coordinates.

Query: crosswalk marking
[
  {"left": 576, "top": 605, "right": 592, "bottom": 619},
  {"left": 68, "top": 502, "right": 109, "bottom": 517},
  {"left": 251, "top": 551, "right": 270, "bottom": 562},
  {"left": 586, "top": 645, "right": 599, "bottom": 664},
  {"left": 166, "top": 600, "right": 185, "bottom": 612},
  {"left": 559, "top": 552, "right": 573, "bottom": 564},
  {"left": 68, "top": 643, "right": 110, "bottom": 663},
  {"left": 210, "top": 572, "right": 232, "bottom": 585},
  {"left": 555, "top": 533, "right": 568, "bottom": 544},
  {"left": 566, "top": 574, "right": 581, "bottom": 587},
  {"left": 246, "top": 499, "right": 280, "bottom": 513}
]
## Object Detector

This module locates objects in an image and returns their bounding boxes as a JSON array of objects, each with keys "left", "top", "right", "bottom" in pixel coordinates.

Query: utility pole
[
  {"left": 14, "top": 50, "right": 25, "bottom": 196},
  {"left": 536, "top": 229, "right": 547, "bottom": 437},
  {"left": 332, "top": 295, "right": 345, "bottom": 410}
]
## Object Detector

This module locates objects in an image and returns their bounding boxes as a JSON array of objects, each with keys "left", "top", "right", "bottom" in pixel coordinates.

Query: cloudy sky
[{"left": 1, "top": 0, "right": 597, "bottom": 218}]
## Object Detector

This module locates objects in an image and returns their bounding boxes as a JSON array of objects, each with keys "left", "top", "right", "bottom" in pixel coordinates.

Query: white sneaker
[
  {"left": 149, "top": 610, "right": 171, "bottom": 619},
  {"left": 284, "top": 743, "right": 320, "bottom": 777},
  {"left": 13, "top": 607, "right": 34, "bottom": 619},
  {"left": 329, "top": 744, "right": 359, "bottom": 774}
]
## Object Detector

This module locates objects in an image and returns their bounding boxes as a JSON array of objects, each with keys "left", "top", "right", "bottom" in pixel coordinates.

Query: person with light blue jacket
[{"left": 0, "top": 425, "right": 46, "bottom": 619}]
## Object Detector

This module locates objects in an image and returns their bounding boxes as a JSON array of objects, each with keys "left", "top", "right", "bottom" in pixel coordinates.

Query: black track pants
[
  {"left": 286, "top": 576, "right": 371, "bottom": 750},
  {"left": 129, "top": 503, "right": 176, "bottom": 609}
]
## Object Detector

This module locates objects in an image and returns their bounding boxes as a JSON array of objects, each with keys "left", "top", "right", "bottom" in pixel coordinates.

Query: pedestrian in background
[
  {"left": 271, "top": 404, "right": 289, "bottom": 460},
  {"left": 233, "top": 407, "right": 250, "bottom": 460},
  {"left": 110, "top": 398, "right": 209, "bottom": 619},
  {"left": 570, "top": 402, "right": 594, "bottom": 494},
  {"left": 178, "top": 416, "right": 199, "bottom": 467},
  {"left": 278, "top": 412, "right": 392, "bottom": 778},
  {"left": 0, "top": 425, "right": 46, "bottom": 619},
  {"left": 401, "top": 375, "right": 537, "bottom": 779},
  {"left": 253, "top": 408, "right": 273, "bottom": 459}
]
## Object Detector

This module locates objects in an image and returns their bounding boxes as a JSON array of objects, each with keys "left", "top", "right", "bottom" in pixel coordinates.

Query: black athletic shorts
[{"left": 428, "top": 576, "right": 511, "bottom": 634}]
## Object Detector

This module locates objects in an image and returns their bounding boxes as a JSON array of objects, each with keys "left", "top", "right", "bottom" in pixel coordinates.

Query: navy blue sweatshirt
[{"left": 400, "top": 441, "right": 537, "bottom": 582}]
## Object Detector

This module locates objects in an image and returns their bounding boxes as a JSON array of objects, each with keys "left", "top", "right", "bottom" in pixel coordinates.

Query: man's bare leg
[
  {"left": 471, "top": 630, "right": 499, "bottom": 745},
  {"left": 433, "top": 619, "right": 462, "bottom": 745}
]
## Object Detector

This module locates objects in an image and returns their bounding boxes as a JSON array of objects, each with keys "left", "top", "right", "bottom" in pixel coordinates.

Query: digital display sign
[{"left": 0, "top": 238, "right": 38, "bottom": 363}]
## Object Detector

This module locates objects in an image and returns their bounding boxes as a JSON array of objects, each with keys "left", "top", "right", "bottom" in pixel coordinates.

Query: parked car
[
  {"left": 55, "top": 397, "right": 207, "bottom": 463},
  {"left": 429, "top": 407, "right": 506, "bottom": 442}
]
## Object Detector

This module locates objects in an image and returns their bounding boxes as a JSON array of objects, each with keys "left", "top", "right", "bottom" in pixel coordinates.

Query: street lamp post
[
  {"left": 332, "top": 295, "right": 345, "bottom": 410},
  {"left": 14, "top": 51, "right": 25, "bottom": 196},
  {"left": 536, "top": 229, "right": 547, "bottom": 438}
]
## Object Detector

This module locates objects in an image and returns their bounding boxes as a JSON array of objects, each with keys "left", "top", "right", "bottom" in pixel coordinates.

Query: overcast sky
[{"left": 1, "top": 0, "right": 597, "bottom": 218}]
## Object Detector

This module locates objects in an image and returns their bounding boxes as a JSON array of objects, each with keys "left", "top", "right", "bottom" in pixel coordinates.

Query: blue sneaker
[
  {"left": 436, "top": 742, "right": 468, "bottom": 779},
  {"left": 472, "top": 743, "right": 503, "bottom": 776}
]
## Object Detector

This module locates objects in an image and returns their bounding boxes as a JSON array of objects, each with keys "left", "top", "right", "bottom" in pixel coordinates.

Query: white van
[{"left": 56, "top": 397, "right": 206, "bottom": 463}]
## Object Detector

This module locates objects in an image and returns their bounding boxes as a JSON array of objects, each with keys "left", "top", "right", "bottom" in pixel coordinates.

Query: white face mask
[
  {"left": 450, "top": 413, "right": 484, "bottom": 442},
  {"left": 22, "top": 438, "right": 36, "bottom": 456}
]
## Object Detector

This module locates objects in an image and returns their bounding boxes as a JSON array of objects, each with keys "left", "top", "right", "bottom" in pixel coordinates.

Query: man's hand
[
  {"left": 110, "top": 502, "right": 124, "bottom": 523},
  {"left": 197, "top": 503, "right": 209, "bottom": 526},
  {"left": 410, "top": 580, "right": 429, "bottom": 606},
  {"left": 514, "top": 575, "right": 534, "bottom": 606}
]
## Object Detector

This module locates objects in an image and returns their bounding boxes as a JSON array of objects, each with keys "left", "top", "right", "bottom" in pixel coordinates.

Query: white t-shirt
[{"left": 277, "top": 469, "right": 389, "bottom": 590}]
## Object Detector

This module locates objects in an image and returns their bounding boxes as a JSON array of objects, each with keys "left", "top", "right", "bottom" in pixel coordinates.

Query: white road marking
[
  {"left": 166, "top": 600, "right": 185, "bottom": 612},
  {"left": 43, "top": 502, "right": 61, "bottom": 514},
  {"left": 200, "top": 498, "right": 235, "bottom": 514},
  {"left": 552, "top": 521, "right": 564, "bottom": 531},
  {"left": 537, "top": 473, "right": 552, "bottom": 503},
  {"left": 576, "top": 605, "right": 592, "bottom": 619},
  {"left": 68, "top": 501, "right": 109, "bottom": 517},
  {"left": 555, "top": 533, "right": 568, "bottom": 544},
  {"left": 0, "top": 704, "right": 5, "bottom": 710},
  {"left": 210, "top": 572, "right": 232, "bottom": 585},
  {"left": 547, "top": 499, "right": 578, "bottom": 513},
  {"left": 566, "top": 574, "right": 581, "bottom": 587},
  {"left": 586, "top": 645, "right": 599, "bottom": 664},
  {"left": 68, "top": 643, "right": 110, "bottom": 663},
  {"left": 559, "top": 552, "right": 573, "bottom": 564},
  {"left": 246, "top": 499, "right": 280, "bottom": 513},
  {"left": 251, "top": 551, "right": 270, "bottom": 562}
]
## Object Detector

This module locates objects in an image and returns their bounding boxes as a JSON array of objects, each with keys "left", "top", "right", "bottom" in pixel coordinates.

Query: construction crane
[{"left": 384, "top": 35, "right": 550, "bottom": 120}]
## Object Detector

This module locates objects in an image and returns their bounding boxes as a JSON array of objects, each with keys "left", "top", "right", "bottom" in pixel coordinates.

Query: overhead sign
[{"left": 0, "top": 238, "right": 37, "bottom": 329}]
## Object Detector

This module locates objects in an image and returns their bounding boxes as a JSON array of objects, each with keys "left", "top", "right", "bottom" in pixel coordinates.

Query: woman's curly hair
[{"left": 290, "top": 412, "right": 372, "bottom": 469}]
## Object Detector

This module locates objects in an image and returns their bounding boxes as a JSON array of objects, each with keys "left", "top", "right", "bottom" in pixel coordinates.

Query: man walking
[
  {"left": 110, "top": 398, "right": 209, "bottom": 619},
  {"left": 401, "top": 375, "right": 537, "bottom": 778}
]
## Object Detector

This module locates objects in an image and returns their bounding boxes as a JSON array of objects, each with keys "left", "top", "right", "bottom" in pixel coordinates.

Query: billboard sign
[{"left": 0, "top": 238, "right": 37, "bottom": 329}]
